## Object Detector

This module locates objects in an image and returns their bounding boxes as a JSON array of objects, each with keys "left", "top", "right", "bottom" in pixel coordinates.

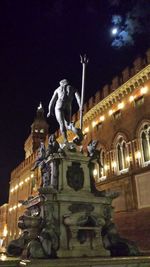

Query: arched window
[
  {"left": 99, "top": 149, "right": 107, "bottom": 178},
  {"left": 115, "top": 136, "right": 129, "bottom": 174},
  {"left": 139, "top": 123, "right": 150, "bottom": 165},
  {"left": 117, "top": 144, "right": 123, "bottom": 171}
]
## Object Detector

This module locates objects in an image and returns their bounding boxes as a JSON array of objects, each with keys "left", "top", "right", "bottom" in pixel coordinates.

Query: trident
[{"left": 80, "top": 54, "right": 89, "bottom": 131}]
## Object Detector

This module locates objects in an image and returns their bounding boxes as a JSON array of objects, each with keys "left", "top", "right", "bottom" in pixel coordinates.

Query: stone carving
[
  {"left": 31, "top": 135, "right": 60, "bottom": 189},
  {"left": 47, "top": 79, "right": 83, "bottom": 145},
  {"left": 31, "top": 141, "right": 46, "bottom": 171},
  {"left": 7, "top": 199, "right": 59, "bottom": 259},
  {"left": 87, "top": 140, "right": 99, "bottom": 158},
  {"left": 39, "top": 204, "right": 59, "bottom": 258},
  {"left": 63, "top": 205, "right": 106, "bottom": 254},
  {"left": 46, "top": 134, "right": 60, "bottom": 157},
  {"left": 68, "top": 203, "right": 94, "bottom": 213},
  {"left": 102, "top": 205, "right": 140, "bottom": 256},
  {"left": 66, "top": 162, "right": 84, "bottom": 191}
]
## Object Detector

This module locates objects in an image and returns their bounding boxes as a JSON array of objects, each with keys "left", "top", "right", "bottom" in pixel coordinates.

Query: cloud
[
  {"left": 111, "top": 1, "right": 150, "bottom": 47},
  {"left": 112, "top": 15, "right": 122, "bottom": 25}
]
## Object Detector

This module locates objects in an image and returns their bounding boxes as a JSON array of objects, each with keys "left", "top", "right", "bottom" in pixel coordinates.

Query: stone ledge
[{"left": 19, "top": 256, "right": 150, "bottom": 267}]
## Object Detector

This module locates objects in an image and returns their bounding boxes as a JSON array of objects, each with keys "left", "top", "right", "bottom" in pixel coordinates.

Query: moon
[{"left": 111, "top": 27, "right": 118, "bottom": 35}]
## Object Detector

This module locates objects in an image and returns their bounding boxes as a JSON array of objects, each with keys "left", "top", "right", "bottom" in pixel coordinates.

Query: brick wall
[{"left": 114, "top": 208, "right": 150, "bottom": 252}]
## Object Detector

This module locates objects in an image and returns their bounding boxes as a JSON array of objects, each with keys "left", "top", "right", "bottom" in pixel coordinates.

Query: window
[
  {"left": 134, "top": 95, "right": 144, "bottom": 107},
  {"left": 113, "top": 110, "right": 122, "bottom": 120},
  {"left": 99, "top": 149, "right": 107, "bottom": 178},
  {"left": 115, "top": 136, "right": 129, "bottom": 174},
  {"left": 140, "top": 123, "right": 150, "bottom": 165}
]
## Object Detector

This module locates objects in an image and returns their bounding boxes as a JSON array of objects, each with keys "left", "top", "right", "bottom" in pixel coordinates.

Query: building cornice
[{"left": 81, "top": 64, "right": 150, "bottom": 123}]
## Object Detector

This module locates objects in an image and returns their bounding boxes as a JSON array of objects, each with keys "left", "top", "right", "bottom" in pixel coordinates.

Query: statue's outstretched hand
[
  {"left": 47, "top": 111, "right": 54, "bottom": 117},
  {"left": 47, "top": 112, "right": 51, "bottom": 118}
]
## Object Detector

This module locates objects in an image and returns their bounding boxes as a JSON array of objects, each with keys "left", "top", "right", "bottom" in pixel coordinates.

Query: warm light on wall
[
  {"left": 100, "top": 115, "right": 105, "bottom": 122},
  {"left": 112, "top": 161, "right": 117, "bottom": 168},
  {"left": 126, "top": 156, "right": 131, "bottom": 162},
  {"left": 3, "top": 225, "right": 8, "bottom": 237},
  {"left": 109, "top": 109, "right": 113, "bottom": 116},
  {"left": 15, "top": 185, "right": 18, "bottom": 190},
  {"left": 83, "top": 127, "right": 89, "bottom": 134},
  {"left": 0, "top": 254, "right": 7, "bottom": 261},
  {"left": 31, "top": 174, "right": 34, "bottom": 178},
  {"left": 135, "top": 151, "right": 141, "bottom": 159},
  {"left": 104, "top": 164, "right": 109, "bottom": 171},
  {"left": 10, "top": 188, "right": 14, "bottom": 193},
  {"left": 129, "top": 95, "right": 134, "bottom": 102},
  {"left": 140, "top": 86, "right": 148, "bottom": 95},
  {"left": 25, "top": 177, "right": 30, "bottom": 182},
  {"left": 118, "top": 102, "right": 124, "bottom": 109},
  {"left": 19, "top": 181, "right": 24, "bottom": 187},
  {"left": 93, "top": 169, "right": 98, "bottom": 176},
  {"left": 92, "top": 121, "right": 97, "bottom": 128},
  {"left": 9, "top": 202, "right": 22, "bottom": 212}
]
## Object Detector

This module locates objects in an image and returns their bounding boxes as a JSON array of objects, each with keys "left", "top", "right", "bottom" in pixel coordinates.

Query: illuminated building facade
[
  {"left": 0, "top": 204, "right": 8, "bottom": 252},
  {"left": 6, "top": 103, "right": 49, "bottom": 244},
  {"left": 0, "top": 49, "right": 150, "bottom": 252}
]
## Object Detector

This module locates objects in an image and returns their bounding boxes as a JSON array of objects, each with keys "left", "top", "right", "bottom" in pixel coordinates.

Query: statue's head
[{"left": 59, "top": 79, "right": 69, "bottom": 86}]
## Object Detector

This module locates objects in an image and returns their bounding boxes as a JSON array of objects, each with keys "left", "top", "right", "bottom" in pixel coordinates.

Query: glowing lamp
[
  {"left": 104, "top": 165, "right": 108, "bottom": 171},
  {"left": 92, "top": 121, "right": 97, "bottom": 128},
  {"left": 136, "top": 151, "right": 141, "bottom": 159},
  {"left": 118, "top": 102, "right": 124, "bottom": 109},
  {"left": 3, "top": 225, "right": 8, "bottom": 237},
  {"left": 0, "top": 254, "right": 7, "bottom": 261},
  {"left": 93, "top": 169, "right": 98, "bottom": 176},
  {"left": 112, "top": 161, "right": 117, "bottom": 168},
  {"left": 84, "top": 127, "right": 89, "bottom": 134},
  {"left": 129, "top": 95, "right": 134, "bottom": 102},
  {"left": 109, "top": 109, "right": 113, "bottom": 116},
  {"left": 126, "top": 156, "right": 131, "bottom": 162},
  {"left": 140, "top": 86, "right": 148, "bottom": 95},
  {"left": 100, "top": 115, "right": 105, "bottom": 122},
  {"left": 15, "top": 185, "right": 18, "bottom": 190}
]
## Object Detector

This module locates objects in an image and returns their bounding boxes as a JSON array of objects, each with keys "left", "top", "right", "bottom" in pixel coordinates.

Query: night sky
[{"left": 0, "top": 0, "right": 150, "bottom": 205}]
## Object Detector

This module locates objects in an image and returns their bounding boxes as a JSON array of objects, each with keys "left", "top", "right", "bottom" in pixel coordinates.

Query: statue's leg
[
  {"left": 64, "top": 108, "right": 71, "bottom": 129},
  {"left": 55, "top": 108, "right": 68, "bottom": 142},
  {"left": 68, "top": 123, "right": 84, "bottom": 145}
]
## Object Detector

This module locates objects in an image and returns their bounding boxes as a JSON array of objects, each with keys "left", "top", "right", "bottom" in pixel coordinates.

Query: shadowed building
[{"left": 1, "top": 49, "right": 150, "bottom": 253}]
